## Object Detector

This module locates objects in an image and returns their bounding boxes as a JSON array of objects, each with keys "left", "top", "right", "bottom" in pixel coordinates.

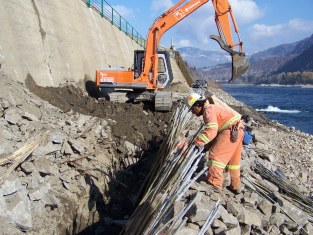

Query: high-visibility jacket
[{"left": 195, "top": 101, "right": 241, "bottom": 147}]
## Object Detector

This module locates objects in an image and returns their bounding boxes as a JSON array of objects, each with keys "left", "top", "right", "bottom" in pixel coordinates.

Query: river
[{"left": 221, "top": 84, "right": 313, "bottom": 135}]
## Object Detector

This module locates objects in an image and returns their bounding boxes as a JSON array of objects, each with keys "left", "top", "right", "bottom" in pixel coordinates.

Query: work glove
[
  {"left": 175, "top": 140, "right": 189, "bottom": 152},
  {"left": 194, "top": 141, "right": 204, "bottom": 150}
]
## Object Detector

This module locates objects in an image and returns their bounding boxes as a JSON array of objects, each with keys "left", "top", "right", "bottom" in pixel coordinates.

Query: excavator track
[
  {"left": 108, "top": 92, "right": 129, "bottom": 103},
  {"left": 103, "top": 90, "right": 186, "bottom": 112},
  {"left": 154, "top": 92, "right": 173, "bottom": 111},
  {"left": 154, "top": 91, "right": 186, "bottom": 111}
]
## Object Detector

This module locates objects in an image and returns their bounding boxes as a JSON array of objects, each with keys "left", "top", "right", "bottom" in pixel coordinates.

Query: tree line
[{"left": 240, "top": 71, "right": 313, "bottom": 85}]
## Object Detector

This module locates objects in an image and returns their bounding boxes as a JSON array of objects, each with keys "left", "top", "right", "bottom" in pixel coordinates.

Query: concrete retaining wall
[{"left": 0, "top": 0, "right": 143, "bottom": 87}]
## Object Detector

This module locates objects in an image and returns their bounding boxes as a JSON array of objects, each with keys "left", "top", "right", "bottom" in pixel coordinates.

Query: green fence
[{"left": 84, "top": 0, "right": 146, "bottom": 48}]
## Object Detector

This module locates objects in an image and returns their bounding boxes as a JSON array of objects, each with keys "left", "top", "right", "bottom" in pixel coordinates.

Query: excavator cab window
[
  {"left": 157, "top": 57, "right": 167, "bottom": 84},
  {"left": 158, "top": 57, "right": 166, "bottom": 73},
  {"left": 133, "top": 50, "right": 173, "bottom": 86},
  {"left": 134, "top": 50, "right": 145, "bottom": 79},
  {"left": 156, "top": 52, "right": 173, "bottom": 87}
]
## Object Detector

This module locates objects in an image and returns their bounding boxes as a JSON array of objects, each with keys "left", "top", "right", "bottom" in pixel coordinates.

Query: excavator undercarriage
[{"left": 99, "top": 89, "right": 186, "bottom": 111}]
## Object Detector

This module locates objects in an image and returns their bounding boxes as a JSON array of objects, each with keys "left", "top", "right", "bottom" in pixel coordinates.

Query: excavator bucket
[
  {"left": 231, "top": 52, "right": 249, "bottom": 82},
  {"left": 210, "top": 35, "right": 249, "bottom": 82}
]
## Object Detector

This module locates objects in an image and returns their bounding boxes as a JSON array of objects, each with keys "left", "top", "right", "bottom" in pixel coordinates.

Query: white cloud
[
  {"left": 288, "top": 18, "right": 313, "bottom": 32},
  {"left": 176, "top": 39, "right": 191, "bottom": 47},
  {"left": 229, "top": 0, "right": 264, "bottom": 23},
  {"left": 249, "top": 18, "right": 313, "bottom": 39},
  {"left": 247, "top": 18, "right": 313, "bottom": 51},
  {"left": 145, "top": 0, "right": 313, "bottom": 53},
  {"left": 112, "top": 5, "right": 135, "bottom": 19},
  {"left": 151, "top": 0, "right": 174, "bottom": 13}
]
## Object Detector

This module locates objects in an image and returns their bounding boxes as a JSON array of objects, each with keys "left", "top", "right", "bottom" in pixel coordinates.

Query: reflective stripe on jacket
[{"left": 195, "top": 101, "right": 241, "bottom": 146}]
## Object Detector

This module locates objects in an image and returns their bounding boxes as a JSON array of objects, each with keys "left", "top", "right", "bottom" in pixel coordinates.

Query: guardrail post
[
  {"left": 111, "top": 8, "right": 114, "bottom": 25},
  {"left": 119, "top": 15, "right": 122, "bottom": 30},
  {"left": 101, "top": 0, "right": 104, "bottom": 17}
]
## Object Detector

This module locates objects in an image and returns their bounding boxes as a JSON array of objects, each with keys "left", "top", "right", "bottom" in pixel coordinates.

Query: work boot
[
  {"left": 208, "top": 184, "right": 221, "bottom": 194},
  {"left": 226, "top": 186, "right": 242, "bottom": 195}
]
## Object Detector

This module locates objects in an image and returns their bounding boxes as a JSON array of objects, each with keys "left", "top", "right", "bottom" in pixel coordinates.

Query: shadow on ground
[{"left": 75, "top": 138, "right": 162, "bottom": 235}]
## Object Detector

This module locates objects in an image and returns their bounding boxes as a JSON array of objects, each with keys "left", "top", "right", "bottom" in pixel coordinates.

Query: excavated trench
[{"left": 25, "top": 75, "right": 173, "bottom": 234}]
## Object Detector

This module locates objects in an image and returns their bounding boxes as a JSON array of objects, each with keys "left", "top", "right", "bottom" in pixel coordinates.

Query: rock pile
[
  {"left": 122, "top": 94, "right": 313, "bottom": 234},
  {"left": 0, "top": 71, "right": 312, "bottom": 235},
  {"left": 0, "top": 72, "right": 170, "bottom": 234}
]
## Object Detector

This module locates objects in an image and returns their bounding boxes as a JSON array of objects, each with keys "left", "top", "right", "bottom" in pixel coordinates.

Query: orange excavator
[{"left": 95, "top": 0, "right": 249, "bottom": 110}]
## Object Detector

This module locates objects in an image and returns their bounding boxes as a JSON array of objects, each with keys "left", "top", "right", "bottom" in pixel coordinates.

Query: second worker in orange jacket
[{"left": 186, "top": 93, "right": 244, "bottom": 193}]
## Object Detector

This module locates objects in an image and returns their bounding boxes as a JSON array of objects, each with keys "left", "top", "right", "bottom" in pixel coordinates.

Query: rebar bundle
[
  {"left": 121, "top": 103, "right": 219, "bottom": 235},
  {"left": 243, "top": 175, "right": 311, "bottom": 234},
  {"left": 253, "top": 160, "right": 313, "bottom": 215}
]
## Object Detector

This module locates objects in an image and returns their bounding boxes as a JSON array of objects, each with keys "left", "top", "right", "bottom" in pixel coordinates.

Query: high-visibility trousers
[{"left": 207, "top": 125, "right": 244, "bottom": 190}]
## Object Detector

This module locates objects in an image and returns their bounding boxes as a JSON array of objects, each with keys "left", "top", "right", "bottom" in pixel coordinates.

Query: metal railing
[{"left": 83, "top": 0, "right": 146, "bottom": 47}]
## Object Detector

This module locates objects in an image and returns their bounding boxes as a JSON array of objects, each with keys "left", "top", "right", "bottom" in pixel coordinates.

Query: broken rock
[{"left": 239, "top": 207, "right": 262, "bottom": 227}]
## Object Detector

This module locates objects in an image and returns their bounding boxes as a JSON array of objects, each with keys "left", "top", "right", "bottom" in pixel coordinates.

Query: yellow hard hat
[{"left": 186, "top": 92, "right": 205, "bottom": 109}]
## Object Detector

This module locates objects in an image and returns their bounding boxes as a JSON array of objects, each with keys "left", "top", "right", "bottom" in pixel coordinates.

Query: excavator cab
[
  {"left": 96, "top": 50, "right": 173, "bottom": 91},
  {"left": 133, "top": 50, "right": 173, "bottom": 87}
]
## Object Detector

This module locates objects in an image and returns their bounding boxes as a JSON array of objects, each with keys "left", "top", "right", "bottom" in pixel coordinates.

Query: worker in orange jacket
[{"left": 186, "top": 93, "right": 244, "bottom": 193}]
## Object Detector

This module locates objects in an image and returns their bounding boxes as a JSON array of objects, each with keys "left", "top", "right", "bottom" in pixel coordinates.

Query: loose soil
[{"left": 25, "top": 74, "right": 172, "bottom": 146}]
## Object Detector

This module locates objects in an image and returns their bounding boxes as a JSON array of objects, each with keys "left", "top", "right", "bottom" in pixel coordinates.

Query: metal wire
[{"left": 198, "top": 199, "right": 220, "bottom": 235}]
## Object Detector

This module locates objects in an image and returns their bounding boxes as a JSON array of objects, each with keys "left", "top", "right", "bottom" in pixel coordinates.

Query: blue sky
[{"left": 105, "top": 0, "right": 313, "bottom": 55}]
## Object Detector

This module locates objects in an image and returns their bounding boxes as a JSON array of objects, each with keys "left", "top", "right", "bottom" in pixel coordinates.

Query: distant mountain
[
  {"left": 194, "top": 34, "right": 313, "bottom": 84},
  {"left": 176, "top": 47, "right": 231, "bottom": 68},
  {"left": 276, "top": 44, "right": 313, "bottom": 72}
]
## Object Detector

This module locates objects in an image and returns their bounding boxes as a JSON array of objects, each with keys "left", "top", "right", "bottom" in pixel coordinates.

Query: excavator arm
[
  {"left": 141, "top": 0, "right": 209, "bottom": 89},
  {"left": 211, "top": 0, "right": 249, "bottom": 81},
  {"left": 140, "top": 0, "right": 249, "bottom": 86}
]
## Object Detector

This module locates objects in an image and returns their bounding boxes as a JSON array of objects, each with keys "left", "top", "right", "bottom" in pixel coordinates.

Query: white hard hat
[{"left": 186, "top": 92, "right": 205, "bottom": 109}]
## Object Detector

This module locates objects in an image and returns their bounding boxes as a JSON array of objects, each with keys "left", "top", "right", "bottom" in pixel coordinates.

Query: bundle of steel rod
[
  {"left": 253, "top": 160, "right": 313, "bottom": 215},
  {"left": 136, "top": 102, "right": 195, "bottom": 200},
  {"left": 242, "top": 176, "right": 310, "bottom": 234},
  {"left": 121, "top": 103, "right": 218, "bottom": 235}
]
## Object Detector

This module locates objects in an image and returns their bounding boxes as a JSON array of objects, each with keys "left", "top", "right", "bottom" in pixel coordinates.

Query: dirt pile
[{"left": 25, "top": 74, "right": 171, "bottom": 145}]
